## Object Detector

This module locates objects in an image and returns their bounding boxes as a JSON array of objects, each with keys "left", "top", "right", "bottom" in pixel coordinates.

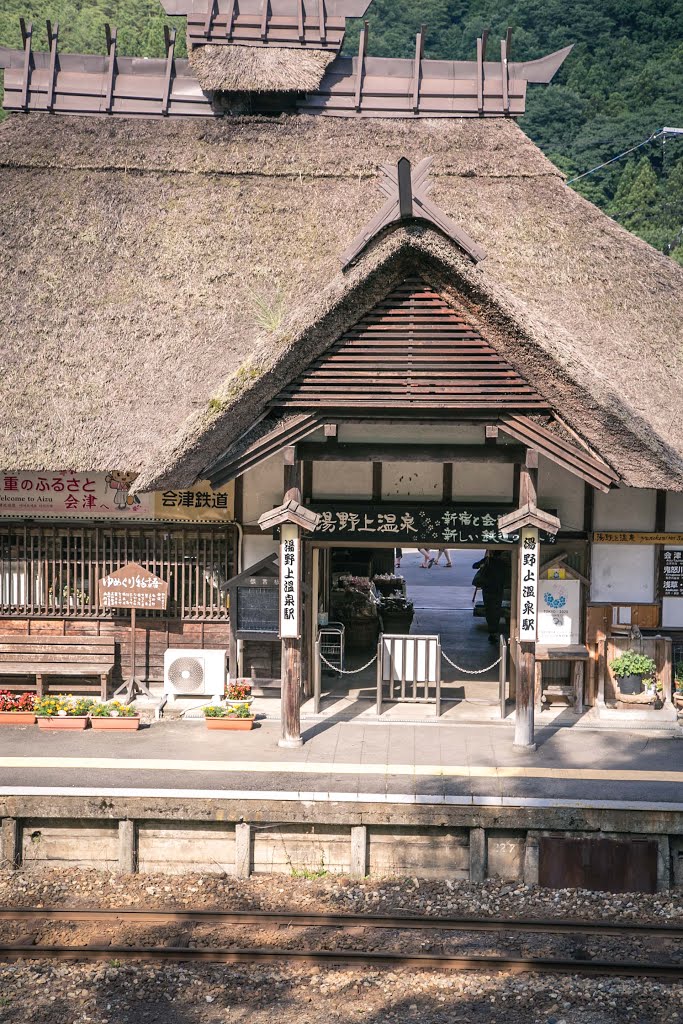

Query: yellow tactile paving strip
[{"left": 0, "top": 758, "right": 682, "bottom": 782}]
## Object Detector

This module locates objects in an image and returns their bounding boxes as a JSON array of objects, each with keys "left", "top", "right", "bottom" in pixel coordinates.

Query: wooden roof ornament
[
  {"left": 341, "top": 156, "right": 486, "bottom": 269},
  {"left": 497, "top": 503, "right": 561, "bottom": 537},
  {"left": 257, "top": 499, "right": 321, "bottom": 532}
]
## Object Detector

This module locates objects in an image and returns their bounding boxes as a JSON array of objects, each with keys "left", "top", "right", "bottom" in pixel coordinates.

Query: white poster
[
  {"left": 279, "top": 524, "right": 300, "bottom": 639},
  {"left": 537, "top": 579, "right": 581, "bottom": 646},
  {"left": 519, "top": 527, "right": 539, "bottom": 642}
]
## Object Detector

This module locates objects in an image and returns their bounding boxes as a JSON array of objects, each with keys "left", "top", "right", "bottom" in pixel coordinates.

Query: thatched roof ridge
[
  {"left": 188, "top": 44, "right": 335, "bottom": 93},
  {"left": 0, "top": 113, "right": 681, "bottom": 489}
]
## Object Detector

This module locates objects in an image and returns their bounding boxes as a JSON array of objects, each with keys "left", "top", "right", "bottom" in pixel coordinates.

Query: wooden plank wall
[{"left": 0, "top": 618, "right": 230, "bottom": 683}]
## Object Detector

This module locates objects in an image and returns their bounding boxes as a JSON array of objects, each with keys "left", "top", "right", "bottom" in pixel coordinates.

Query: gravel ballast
[{"left": 0, "top": 869, "right": 681, "bottom": 1023}]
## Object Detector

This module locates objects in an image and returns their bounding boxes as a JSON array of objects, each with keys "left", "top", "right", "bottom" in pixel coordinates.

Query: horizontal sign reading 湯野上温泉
[
  {"left": 306, "top": 504, "right": 556, "bottom": 545},
  {"left": 0, "top": 472, "right": 233, "bottom": 522}
]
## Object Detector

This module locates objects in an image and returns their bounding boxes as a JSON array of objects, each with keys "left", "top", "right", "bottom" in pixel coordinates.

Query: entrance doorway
[{"left": 311, "top": 543, "right": 512, "bottom": 714}]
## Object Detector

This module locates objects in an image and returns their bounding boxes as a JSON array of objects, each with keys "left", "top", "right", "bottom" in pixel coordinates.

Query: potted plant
[
  {"left": 330, "top": 576, "right": 379, "bottom": 651},
  {"left": 674, "top": 664, "right": 683, "bottom": 708},
  {"left": 609, "top": 650, "right": 657, "bottom": 695},
  {"left": 0, "top": 690, "right": 36, "bottom": 725},
  {"left": 35, "top": 694, "right": 95, "bottom": 730},
  {"left": 204, "top": 702, "right": 255, "bottom": 731},
  {"left": 379, "top": 594, "right": 415, "bottom": 634},
  {"left": 90, "top": 700, "right": 141, "bottom": 731},
  {"left": 225, "top": 681, "right": 253, "bottom": 708},
  {"left": 372, "top": 573, "right": 406, "bottom": 598}
]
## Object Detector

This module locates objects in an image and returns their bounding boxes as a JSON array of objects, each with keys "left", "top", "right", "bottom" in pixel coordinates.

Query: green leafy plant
[
  {"left": 226, "top": 702, "right": 253, "bottom": 719},
  {"left": 204, "top": 705, "right": 228, "bottom": 718},
  {"left": 89, "top": 700, "right": 137, "bottom": 718},
  {"left": 34, "top": 694, "right": 95, "bottom": 717},
  {"left": 0, "top": 690, "right": 35, "bottom": 712},
  {"left": 204, "top": 702, "right": 253, "bottom": 719},
  {"left": 674, "top": 662, "right": 683, "bottom": 689},
  {"left": 609, "top": 650, "right": 657, "bottom": 680}
]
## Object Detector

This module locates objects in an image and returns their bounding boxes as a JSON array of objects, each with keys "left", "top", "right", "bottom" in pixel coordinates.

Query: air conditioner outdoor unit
[{"left": 163, "top": 648, "right": 228, "bottom": 702}]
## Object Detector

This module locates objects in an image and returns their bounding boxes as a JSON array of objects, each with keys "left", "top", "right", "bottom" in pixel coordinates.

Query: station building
[{"left": 1, "top": 1, "right": 683, "bottom": 748}]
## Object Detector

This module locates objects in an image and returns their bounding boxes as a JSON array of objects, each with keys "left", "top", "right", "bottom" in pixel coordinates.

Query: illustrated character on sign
[{"left": 104, "top": 472, "right": 141, "bottom": 511}]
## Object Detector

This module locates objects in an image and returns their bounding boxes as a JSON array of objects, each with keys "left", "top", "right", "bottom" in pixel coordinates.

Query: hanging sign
[
  {"left": 98, "top": 562, "right": 168, "bottom": 610},
  {"left": 279, "top": 525, "right": 300, "bottom": 639},
  {"left": 519, "top": 527, "right": 539, "bottom": 642},
  {"left": 537, "top": 579, "right": 581, "bottom": 645},
  {"left": 661, "top": 550, "right": 683, "bottom": 598},
  {"left": 0, "top": 472, "right": 234, "bottom": 522},
  {"left": 593, "top": 532, "right": 683, "bottom": 544},
  {"left": 307, "top": 503, "right": 556, "bottom": 546}
]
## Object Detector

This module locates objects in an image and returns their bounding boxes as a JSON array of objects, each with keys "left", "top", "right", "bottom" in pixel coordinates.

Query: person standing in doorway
[
  {"left": 395, "top": 547, "right": 403, "bottom": 568},
  {"left": 433, "top": 548, "right": 452, "bottom": 567},
  {"left": 472, "top": 551, "right": 508, "bottom": 643}
]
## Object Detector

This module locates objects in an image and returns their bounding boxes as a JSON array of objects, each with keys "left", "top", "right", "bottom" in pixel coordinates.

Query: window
[{"left": 0, "top": 524, "right": 235, "bottom": 619}]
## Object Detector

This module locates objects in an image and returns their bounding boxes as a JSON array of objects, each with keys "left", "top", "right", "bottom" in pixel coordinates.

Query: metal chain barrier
[
  {"left": 441, "top": 650, "right": 502, "bottom": 674},
  {"left": 320, "top": 652, "right": 378, "bottom": 675}
]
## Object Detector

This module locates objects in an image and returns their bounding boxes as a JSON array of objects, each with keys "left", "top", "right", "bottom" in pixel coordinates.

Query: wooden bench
[
  {"left": 0, "top": 636, "right": 116, "bottom": 700},
  {"left": 534, "top": 644, "right": 590, "bottom": 714}
]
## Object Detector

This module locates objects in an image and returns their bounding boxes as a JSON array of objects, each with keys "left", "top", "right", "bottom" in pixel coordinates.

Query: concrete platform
[{"left": 1, "top": 715, "right": 682, "bottom": 805}]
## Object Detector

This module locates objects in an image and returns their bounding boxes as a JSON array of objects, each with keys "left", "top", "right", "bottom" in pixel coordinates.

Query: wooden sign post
[{"left": 99, "top": 562, "right": 168, "bottom": 703}]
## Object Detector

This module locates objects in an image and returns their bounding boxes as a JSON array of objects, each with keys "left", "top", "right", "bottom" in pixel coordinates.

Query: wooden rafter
[{"left": 498, "top": 414, "right": 619, "bottom": 492}]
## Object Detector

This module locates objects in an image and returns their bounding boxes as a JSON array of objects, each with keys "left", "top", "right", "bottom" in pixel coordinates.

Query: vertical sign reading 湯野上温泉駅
[
  {"left": 519, "top": 527, "right": 539, "bottom": 642},
  {"left": 279, "top": 524, "right": 300, "bottom": 639}
]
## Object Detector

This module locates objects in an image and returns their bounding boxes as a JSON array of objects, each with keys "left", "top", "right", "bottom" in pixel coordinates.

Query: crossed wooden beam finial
[{"left": 340, "top": 156, "right": 487, "bottom": 269}]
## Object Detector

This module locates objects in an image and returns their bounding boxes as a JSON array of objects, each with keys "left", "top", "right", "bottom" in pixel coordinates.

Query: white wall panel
[
  {"left": 382, "top": 462, "right": 442, "bottom": 501},
  {"left": 665, "top": 493, "right": 683, "bottom": 531},
  {"left": 312, "top": 461, "right": 372, "bottom": 499},
  {"left": 538, "top": 457, "right": 584, "bottom": 532},
  {"left": 590, "top": 544, "right": 655, "bottom": 603},
  {"left": 453, "top": 462, "right": 514, "bottom": 502},
  {"left": 594, "top": 488, "right": 656, "bottom": 531},
  {"left": 242, "top": 455, "right": 283, "bottom": 525}
]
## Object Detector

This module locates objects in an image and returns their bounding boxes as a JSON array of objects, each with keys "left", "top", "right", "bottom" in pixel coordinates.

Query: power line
[{"left": 565, "top": 126, "right": 682, "bottom": 186}]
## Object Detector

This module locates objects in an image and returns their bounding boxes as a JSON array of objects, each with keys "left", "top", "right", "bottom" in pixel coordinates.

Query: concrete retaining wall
[{"left": 1, "top": 796, "right": 681, "bottom": 891}]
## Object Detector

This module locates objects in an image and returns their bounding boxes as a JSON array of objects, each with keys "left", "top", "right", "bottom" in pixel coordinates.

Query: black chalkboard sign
[{"left": 236, "top": 585, "right": 279, "bottom": 634}]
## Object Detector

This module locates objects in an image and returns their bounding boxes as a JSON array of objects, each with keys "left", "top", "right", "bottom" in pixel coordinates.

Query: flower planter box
[
  {"left": 91, "top": 716, "right": 140, "bottom": 731},
  {"left": 37, "top": 716, "right": 89, "bottom": 730},
  {"left": 0, "top": 711, "right": 36, "bottom": 726},
  {"left": 674, "top": 692, "right": 683, "bottom": 708},
  {"left": 205, "top": 717, "right": 255, "bottom": 731}
]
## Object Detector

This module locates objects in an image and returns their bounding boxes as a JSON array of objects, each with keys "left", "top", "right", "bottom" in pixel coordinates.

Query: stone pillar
[
  {"left": 469, "top": 827, "right": 486, "bottom": 883},
  {"left": 1, "top": 817, "right": 20, "bottom": 869},
  {"left": 118, "top": 819, "right": 136, "bottom": 874},
  {"left": 235, "top": 822, "right": 252, "bottom": 878},
  {"left": 350, "top": 825, "right": 368, "bottom": 878}
]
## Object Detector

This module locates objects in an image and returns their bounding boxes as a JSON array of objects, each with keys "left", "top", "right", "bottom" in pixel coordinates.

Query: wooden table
[{"left": 534, "top": 644, "right": 590, "bottom": 714}]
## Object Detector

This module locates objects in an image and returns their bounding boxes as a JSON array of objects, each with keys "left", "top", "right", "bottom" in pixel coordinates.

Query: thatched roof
[
  {"left": 0, "top": 112, "right": 682, "bottom": 491},
  {"left": 188, "top": 44, "right": 335, "bottom": 93}
]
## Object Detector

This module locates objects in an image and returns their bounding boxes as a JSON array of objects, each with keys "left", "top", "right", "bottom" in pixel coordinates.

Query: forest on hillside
[{"left": 1, "top": 0, "right": 682, "bottom": 263}]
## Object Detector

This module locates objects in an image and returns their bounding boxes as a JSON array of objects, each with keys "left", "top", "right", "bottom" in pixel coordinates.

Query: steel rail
[
  {"left": 1, "top": 907, "right": 682, "bottom": 938},
  {"left": 0, "top": 942, "right": 681, "bottom": 979}
]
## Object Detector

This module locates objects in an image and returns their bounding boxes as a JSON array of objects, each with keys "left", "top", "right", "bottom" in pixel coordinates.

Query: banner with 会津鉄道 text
[{"left": 0, "top": 472, "right": 234, "bottom": 522}]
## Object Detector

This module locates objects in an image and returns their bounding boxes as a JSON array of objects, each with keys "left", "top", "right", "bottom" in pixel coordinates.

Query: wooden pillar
[
  {"left": 514, "top": 453, "right": 538, "bottom": 751},
  {"left": 280, "top": 457, "right": 304, "bottom": 748}
]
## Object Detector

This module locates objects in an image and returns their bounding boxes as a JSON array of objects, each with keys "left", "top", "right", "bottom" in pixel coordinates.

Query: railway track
[{"left": 0, "top": 906, "right": 681, "bottom": 980}]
